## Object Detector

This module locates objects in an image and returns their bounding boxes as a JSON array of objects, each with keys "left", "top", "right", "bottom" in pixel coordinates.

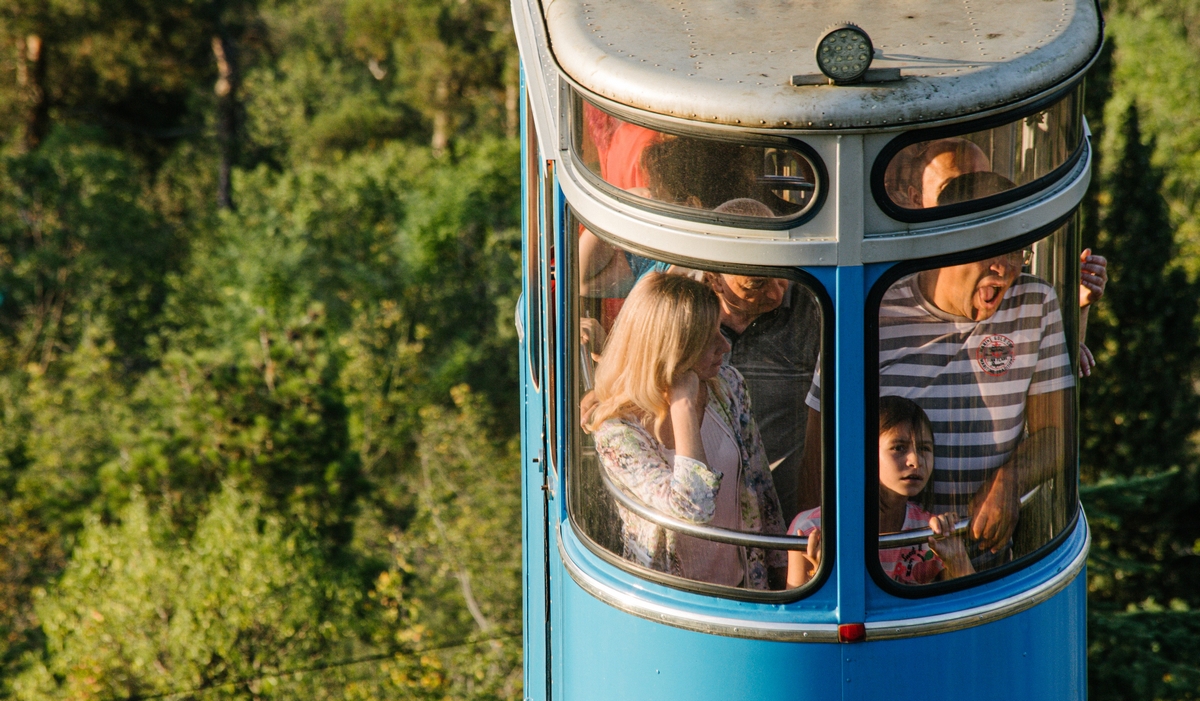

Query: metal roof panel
[{"left": 543, "top": 0, "right": 1101, "bottom": 129}]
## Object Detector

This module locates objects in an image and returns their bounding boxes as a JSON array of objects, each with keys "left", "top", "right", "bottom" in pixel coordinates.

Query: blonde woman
[{"left": 586, "top": 273, "right": 787, "bottom": 590}]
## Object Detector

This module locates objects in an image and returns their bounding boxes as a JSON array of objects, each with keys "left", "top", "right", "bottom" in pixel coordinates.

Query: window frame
[
  {"left": 564, "top": 208, "right": 837, "bottom": 603},
  {"left": 869, "top": 80, "right": 1085, "bottom": 225},
  {"left": 525, "top": 95, "right": 544, "bottom": 392},
  {"left": 568, "top": 88, "right": 829, "bottom": 231},
  {"left": 544, "top": 159, "right": 561, "bottom": 484},
  {"left": 863, "top": 211, "right": 1083, "bottom": 598}
]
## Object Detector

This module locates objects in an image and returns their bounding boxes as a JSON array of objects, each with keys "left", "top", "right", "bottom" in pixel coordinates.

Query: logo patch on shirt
[{"left": 977, "top": 334, "right": 1015, "bottom": 375}]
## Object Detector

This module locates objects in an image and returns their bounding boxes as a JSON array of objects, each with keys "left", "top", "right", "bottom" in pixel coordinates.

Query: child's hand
[
  {"left": 787, "top": 528, "right": 821, "bottom": 588},
  {"left": 928, "top": 513, "right": 975, "bottom": 580}
]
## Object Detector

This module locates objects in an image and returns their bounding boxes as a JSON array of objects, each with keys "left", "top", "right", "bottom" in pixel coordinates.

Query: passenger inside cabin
[
  {"left": 884, "top": 137, "right": 993, "bottom": 210},
  {"left": 694, "top": 201, "right": 822, "bottom": 522},
  {"left": 639, "top": 136, "right": 764, "bottom": 210},
  {"left": 578, "top": 135, "right": 770, "bottom": 299},
  {"left": 580, "top": 198, "right": 823, "bottom": 524},
  {"left": 787, "top": 396, "right": 975, "bottom": 587},
  {"left": 585, "top": 273, "right": 787, "bottom": 590},
  {"left": 802, "top": 241, "right": 1076, "bottom": 571},
  {"left": 936, "top": 172, "right": 1109, "bottom": 377},
  {"left": 578, "top": 105, "right": 668, "bottom": 301}
]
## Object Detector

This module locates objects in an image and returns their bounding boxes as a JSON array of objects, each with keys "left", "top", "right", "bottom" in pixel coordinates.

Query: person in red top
[
  {"left": 579, "top": 120, "right": 664, "bottom": 314},
  {"left": 787, "top": 396, "right": 975, "bottom": 587}
]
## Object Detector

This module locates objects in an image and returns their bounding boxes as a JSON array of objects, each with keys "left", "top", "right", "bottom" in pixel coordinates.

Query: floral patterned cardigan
[{"left": 592, "top": 364, "right": 787, "bottom": 589}]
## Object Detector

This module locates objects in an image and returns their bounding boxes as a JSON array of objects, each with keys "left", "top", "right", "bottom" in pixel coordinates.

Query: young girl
[{"left": 786, "top": 396, "right": 975, "bottom": 587}]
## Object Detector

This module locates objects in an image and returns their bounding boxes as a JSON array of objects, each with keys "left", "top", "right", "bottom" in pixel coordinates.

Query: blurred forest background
[{"left": 0, "top": 0, "right": 1199, "bottom": 699}]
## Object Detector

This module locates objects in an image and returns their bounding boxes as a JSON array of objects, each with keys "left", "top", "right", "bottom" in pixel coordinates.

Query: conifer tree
[
  {"left": 1083, "top": 101, "right": 1200, "bottom": 701},
  {"left": 1080, "top": 102, "right": 1200, "bottom": 480}
]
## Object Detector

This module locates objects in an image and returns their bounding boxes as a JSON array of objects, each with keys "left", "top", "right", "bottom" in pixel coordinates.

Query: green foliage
[
  {"left": 1081, "top": 103, "right": 1200, "bottom": 479},
  {"left": 1089, "top": 608, "right": 1200, "bottom": 701},
  {"left": 1082, "top": 23, "right": 1200, "bottom": 698},
  {"left": 118, "top": 307, "right": 364, "bottom": 546},
  {"left": 344, "top": 0, "right": 517, "bottom": 150},
  {"left": 14, "top": 326, "right": 130, "bottom": 531},
  {"left": 1105, "top": 12, "right": 1200, "bottom": 272},
  {"left": 0, "top": 1, "right": 524, "bottom": 697},
  {"left": 1084, "top": 461, "right": 1200, "bottom": 701},
  {"left": 1084, "top": 470, "right": 1200, "bottom": 609},
  {"left": 0, "top": 129, "right": 180, "bottom": 368},
  {"left": 0, "top": 501, "right": 62, "bottom": 684},
  {"left": 11, "top": 486, "right": 363, "bottom": 700},
  {"left": 372, "top": 386, "right": 522, "bottom": 699}
]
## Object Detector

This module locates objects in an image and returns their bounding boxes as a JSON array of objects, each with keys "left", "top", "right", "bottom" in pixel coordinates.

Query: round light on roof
[{"left": 815, "top": 23, "right": 874, "bottom": 84}]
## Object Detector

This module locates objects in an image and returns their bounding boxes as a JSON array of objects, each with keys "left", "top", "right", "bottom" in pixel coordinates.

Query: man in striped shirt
[{"left": 804, "top": 248, "right": 1075, "bottom": 568}]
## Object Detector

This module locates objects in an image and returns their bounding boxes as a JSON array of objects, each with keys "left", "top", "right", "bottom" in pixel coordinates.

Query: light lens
[{"left": 815, "top": 25, "right": 873, "bottom": 84}]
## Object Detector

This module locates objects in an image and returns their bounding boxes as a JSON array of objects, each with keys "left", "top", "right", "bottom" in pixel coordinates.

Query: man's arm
[
  {"left": 796, "top": 406, "right": 823, "bottom": 512},
  {"left": 970, "top": 389, "right": 1070, "bottom": 552}
]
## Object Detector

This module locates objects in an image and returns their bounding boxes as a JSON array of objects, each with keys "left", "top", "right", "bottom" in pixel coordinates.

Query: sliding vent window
[
  {"left": 881, "top": 88, "right": 1082, "bottom": 214},
  {"left": 571, "top": 211, "right": 825, "bottom": 595},
  {"left": 572, "top": 91, "right": 823, "bottom": 224},
  {"left": 864, "top": 219, "right": 1080, "bottom": 588}
]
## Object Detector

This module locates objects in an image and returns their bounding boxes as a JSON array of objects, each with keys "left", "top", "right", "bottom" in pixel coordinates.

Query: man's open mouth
[{"left": 979, "top": 285, "right": 1003, "bottom": 305}]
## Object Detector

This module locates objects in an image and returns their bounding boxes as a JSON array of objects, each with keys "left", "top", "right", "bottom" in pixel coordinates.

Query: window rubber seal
[
  {"left": 870, "top": 79, "right": 1086, "bottom": 225},
  {"left": 567, "top": 88, "right": 829, "bottom": 231}
]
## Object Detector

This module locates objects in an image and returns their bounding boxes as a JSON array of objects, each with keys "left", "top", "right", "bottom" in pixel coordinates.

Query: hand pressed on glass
[{"left": 1078, "top": 247, "right": 1108, "bottom": 378}]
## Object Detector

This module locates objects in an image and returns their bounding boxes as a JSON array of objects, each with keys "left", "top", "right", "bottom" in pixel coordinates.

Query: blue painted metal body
[{"left": 517, "top": 76, "right": 1087, "bottom": 701}]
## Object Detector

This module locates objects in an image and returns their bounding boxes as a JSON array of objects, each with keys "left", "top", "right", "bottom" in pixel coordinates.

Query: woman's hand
[
  {"left": 928, "top": 513, "right": 975, "bottom": 579},
  {"left": 668, "top": 369, "right": 707, "bottom": 463},
  {"left": 787, "top": 528, "right": 821, "bottom": 588},
  {"left": 669, "top": 368, "right": 702, "bottom": 406}
]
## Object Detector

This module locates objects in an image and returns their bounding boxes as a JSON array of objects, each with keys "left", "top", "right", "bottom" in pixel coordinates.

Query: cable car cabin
[{"left": 513, "top": 0, "right": 1101, "bottom": 698}]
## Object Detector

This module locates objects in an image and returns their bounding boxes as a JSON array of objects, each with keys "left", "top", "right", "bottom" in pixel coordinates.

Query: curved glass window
[
  {"left": 862, "top": 217, "right": 1080, "bottom": 591},
  {"left": 878, "top": 89, "right": 1082, "bottom": 218},
  {"left": 569, "top": 210, "right": 826, "bottom": 596},
  {"left": 571, "top": 91, "right": 824, "bottom": 224}
]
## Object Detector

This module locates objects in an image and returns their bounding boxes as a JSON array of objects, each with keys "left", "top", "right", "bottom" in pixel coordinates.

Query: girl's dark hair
[
  {"left": 878, "top": 395, "right": 936, "bottom": 511},
  {"left": 879, "top": 395, "right": 932, "bottom": 437}
]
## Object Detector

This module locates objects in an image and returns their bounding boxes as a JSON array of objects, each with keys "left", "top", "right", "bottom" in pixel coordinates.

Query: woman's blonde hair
[{"left": 585, "top": 273, "right": 721, "bottom": 442}]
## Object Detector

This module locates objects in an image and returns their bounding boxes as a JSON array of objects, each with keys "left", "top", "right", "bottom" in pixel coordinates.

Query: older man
[{"left": 705, "top": 273, "right": 822, "bottom": 522}]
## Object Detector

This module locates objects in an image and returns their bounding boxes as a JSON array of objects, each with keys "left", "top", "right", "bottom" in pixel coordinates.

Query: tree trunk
[
  {"left": 21, "top": 34, "right": 49, "bottom": 151},
  {"left": 505, "top": 60, "right": 519, "bottom": 140},
  {"left": 212, "top": 34, "right": 238, "bottom": 211}
]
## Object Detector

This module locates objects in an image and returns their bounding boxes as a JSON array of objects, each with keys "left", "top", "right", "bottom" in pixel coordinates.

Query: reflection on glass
[
  {"left": 882, "top": 89, "right": 1082, "bottom": 211},
  {"left": 570, "top": 212, "right": 823, "bottom": 593},
  {"left": 871, "top": 222, "right": 1079, "bottom": 583},
  {"left": 574, "top": 93, "right": 820, "bottom": 220}
]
